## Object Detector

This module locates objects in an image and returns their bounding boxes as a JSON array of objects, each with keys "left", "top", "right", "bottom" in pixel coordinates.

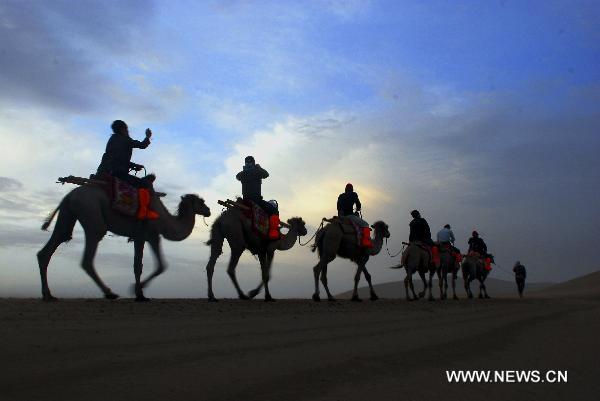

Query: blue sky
[{"left": 0, "top": 0, "right": 599, "bottom": 298}]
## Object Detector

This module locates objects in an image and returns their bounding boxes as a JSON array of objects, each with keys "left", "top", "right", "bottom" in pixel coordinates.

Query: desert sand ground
[{"left": 1, "top": 273, "right": 598, "bottom": 401}]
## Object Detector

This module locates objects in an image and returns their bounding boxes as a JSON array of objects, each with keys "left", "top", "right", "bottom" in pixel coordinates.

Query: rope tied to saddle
[
  {"left": 385, "top": 237, "right": 405, "bottom": 258},
  {"left": 298, "top": 218, "right": 325, "bottom": 247}
]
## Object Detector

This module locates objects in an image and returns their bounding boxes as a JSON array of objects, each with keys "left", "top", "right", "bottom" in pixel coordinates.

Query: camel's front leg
[
  {"left": 360, "top": 264, "right": 378, "bottom": 301},
  {"left": 452, "top": 269, "right": 459, "bottom": 300},
  {"left": 132, "top": 238, "right": 148, "bottom": 302},
  {"left": 320, "top": 264, "right": 336, "bottom": 301},
  {"left": 351, "top": 266, "right": 362, "bottom": 302},
  {"left": 262, "top": 250, "right": 275, "bottom": 302},
  {"left": 139, "top": 236, "right": 168, "bottom": 291},
  {"left": 248, "top": 252, "right": 267, "bottom": 300}
]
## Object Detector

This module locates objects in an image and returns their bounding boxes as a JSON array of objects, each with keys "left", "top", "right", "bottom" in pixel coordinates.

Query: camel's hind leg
[
  {"left": 312, "top": 261, "right": 323, "bottom": 301},
  {"left": 320, "top": 264, "right": 336, "bottom": 301},
  {"left": 205, "top": 234, "right": 224, "bottom": 302},
  {"left": 404, "top": 268, "right": 418, "bottom": 301},
  {"left": 81, "top": 231, "right": 117, "bottom": 299},
  {"left": 248, "top": 251, "right": 275, "bottom": 302},
  {"left": 37, "top": 207, "right": 76, "bottom": 301},
  {"left": 427, "top": 269, "right": 435, "bottom": 301}
]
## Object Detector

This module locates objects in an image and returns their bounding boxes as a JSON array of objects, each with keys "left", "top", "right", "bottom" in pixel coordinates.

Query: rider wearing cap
[
  {"left": 236, "top": 156, "right": 279, "bottom": 239},
  {"left": 337, "top": 183, "right": 372, "bottom": 247}
]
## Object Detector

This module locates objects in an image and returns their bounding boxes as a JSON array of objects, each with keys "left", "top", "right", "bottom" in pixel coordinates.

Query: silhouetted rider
[
  {"left": 96, "top": 120, "right": 152, "bottom": 188},
  {"left": 236, "top": 156, "right": 276, "bottom": 214},
  {"left": 468, "top": 231, "right": 487, "bottom": 255},
  {"left": 409, "top": 210, "right": 433, "bottom": 246}
]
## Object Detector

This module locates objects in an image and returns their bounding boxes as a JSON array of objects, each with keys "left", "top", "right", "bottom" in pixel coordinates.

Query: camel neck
[{"left": 162, "top": 200, "right": 196, "bottom": 241}]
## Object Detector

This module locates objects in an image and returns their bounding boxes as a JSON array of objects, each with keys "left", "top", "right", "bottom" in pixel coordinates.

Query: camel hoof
[
  {"left": 248, "top": 289, "right": 260, "bottom": 299},
  {"left": 351, "top": 296, "right": 362, "bottom": 302},
  {"left": 207, "top": 297, "right": 218, "bottom": 303},
  {"left": 479, "top": 294, "right": 484, "bottom": 299},
  {"left": 104, "top": 292, "right": 119, "bottom": 300},
  {"left": 239, "top": 294, "right": 250, "bottom": 300},
  {"left": 468, "top": 293, "right": 473, "bottom": 299},
  {"left": 135, "top": 295, "right": 150, "bottom": 302},
  {"left": 264, "top": 296, "right": 276, "bottom": 302},
  {"left": 485, "top": 295, "right": 491, "bottom": 299},
  {"left": 327, "top": 297, "right": 337, "bottom": 302},
  {"left": 312, "top": 294, "right": 321, "bottom": 302},
  {"left": 370, "top": 293, "right": 379, "bottom": 301},
  {"left": 453, "top": 295, "right": 459, "bottom": 300},
  {"left": 42, "top": 294, "right": 58, "bottom": 302}
]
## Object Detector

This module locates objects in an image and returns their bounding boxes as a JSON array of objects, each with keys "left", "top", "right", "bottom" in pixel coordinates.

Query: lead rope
[
  {"left": 386, "top": 238, "right": 404, "bottom": 258},
  {"left": 298, "top": 219, "right": 325, "bottom": 247}
]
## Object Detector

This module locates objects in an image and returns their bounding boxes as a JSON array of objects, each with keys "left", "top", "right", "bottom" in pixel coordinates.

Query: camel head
[
  {"left": 286, "top": 217, "right": 308, "bottom": 236},
  {"left": 371, "top": 221, "right": 390, "bottom": 239},
  {"left": 180, "top": 194, "right": 211, "bottom": 217}
]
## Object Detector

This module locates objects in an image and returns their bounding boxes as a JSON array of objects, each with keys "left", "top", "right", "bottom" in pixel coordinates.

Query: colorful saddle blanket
[
  {"left": 240, "top": 200, "right": 269, "bottom": 237},
  {"left": 112, "top": 177, "right": 138, "bottom": 217}
]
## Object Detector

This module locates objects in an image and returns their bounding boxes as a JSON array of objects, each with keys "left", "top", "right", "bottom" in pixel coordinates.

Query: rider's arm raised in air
[{"left": 129, "top": 136, "right": 150, "bottom": 149}]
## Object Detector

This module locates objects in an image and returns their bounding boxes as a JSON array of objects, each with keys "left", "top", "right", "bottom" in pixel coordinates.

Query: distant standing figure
[{"left": 513, "top": 261, "right": 527, "bottom": 298}]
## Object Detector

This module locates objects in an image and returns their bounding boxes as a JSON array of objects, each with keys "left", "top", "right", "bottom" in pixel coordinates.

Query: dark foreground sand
[{"left": 1, "top": 276, "right": 599, "bottom": 401}]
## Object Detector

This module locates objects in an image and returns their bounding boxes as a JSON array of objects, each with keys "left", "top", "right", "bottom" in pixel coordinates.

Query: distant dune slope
[
  {"left": 336, "top": 277, "right": 555, "bottom": 299},
  {"left": 533, "top": 270, "right": 600, "bottom": 298}
]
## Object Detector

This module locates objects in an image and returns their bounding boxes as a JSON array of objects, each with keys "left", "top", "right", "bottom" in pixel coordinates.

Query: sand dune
[
  {"left": 0, "top": 271, "right": 598, "bottom": 401},
  {"left": 337, "top": 277, "right": 555, "bottom": 299}
]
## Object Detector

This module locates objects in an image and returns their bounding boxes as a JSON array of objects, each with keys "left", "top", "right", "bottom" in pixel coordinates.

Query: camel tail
[{"left": 41, "top": 202, "right": 62, "bottom": 231}]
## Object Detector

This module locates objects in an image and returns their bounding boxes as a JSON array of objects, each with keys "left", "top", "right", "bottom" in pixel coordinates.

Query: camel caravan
[{"left": 37, "top": 120, "right": 495, "bottom": 302}]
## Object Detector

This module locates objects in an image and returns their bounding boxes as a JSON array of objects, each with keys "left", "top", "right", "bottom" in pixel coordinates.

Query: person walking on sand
[{"left": 513, "top": 261, "right": 527, "bottom": 298}]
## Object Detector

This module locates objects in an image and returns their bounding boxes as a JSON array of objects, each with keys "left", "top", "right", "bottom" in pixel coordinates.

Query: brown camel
[
  {"left": 461, "top": 254, "right": 491, "bottom": 299},
  {"left": 437, "top": 246, "right": 460, "bottom": 300},
  {"left": 311, "top": 220, "right": 390, "bottom": 302},
  {"left": 403, "top": 242, "right": 436, "bottom": 301},
  {"left": 204, "top": 208, "right": 307, "bottom": 302},
  {"left": 37, "top": 185, "right": 210, "bottom": 301}
]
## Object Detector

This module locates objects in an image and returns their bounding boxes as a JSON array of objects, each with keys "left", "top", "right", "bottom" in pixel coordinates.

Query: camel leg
[
  {"left": 205, "top": 235, "right": 224, "bottom": 302},
  {"left": 361, "top": 265, "right": 378, "bottom": 301},
  {"left": 37, "top": 206, "right": 76, "bottom": 301},
  {"left": 427, "top": 269, "right": 435, "bottom": 301},
  {"left": 405, "top": 268, "right": 418, "bottom": 301},
  {"left": 320, "top": 264, "right": 336, "bottom": 301},
  {"left": 452, "top": 270, "right": 459, "bottom": 300},
  {"left": 139, "top": 236, "right": 167, "bottom": 293},
  {"left": 81, "top": 232, "right": 117, "bottom": 299},
  {"left": 437, "top": 268, "right": 444, "bottom": 300},
  {"left": 312, "top": 261, "right": 322, "bottom": 302},
  {"left": 226, "top": 247, "right": 248, "bottom": 300},
  {"left": 263, "top": 250, "right": 275, "bottom": 302},
  {"left": 351, "top": 266, "right": 362, "bottom": 302},
  {"left": 248, "top": 252, "right": 267, "bottom": 300},
  {"left": 132, "top": 239, "right": 148, "bottom": 302},
  {"left": 418, "top": 270, "right": 427, "bottom": 299}
]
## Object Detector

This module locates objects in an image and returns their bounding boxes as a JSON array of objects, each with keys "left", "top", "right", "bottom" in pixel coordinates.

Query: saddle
[
  {"left": 328, "top": 216, "right": 372, "bottom": 248},
  {"left": 57, "top": 175, "right": 162, "bottom": 220}
]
